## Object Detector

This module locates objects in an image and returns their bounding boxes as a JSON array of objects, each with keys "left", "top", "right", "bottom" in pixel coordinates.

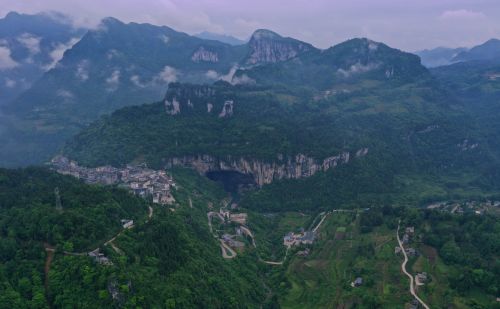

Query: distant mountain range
[
  {"left": 452, "top": 39, "right": 500, "bottom": 62},
  {"left": 0, "top": 11, "right": 85, "bottom": 106},
  {"left": 1, "top": 10, "right": 500, "bottom": 168},
  {"left": 416, "top": 38, "right": 500, "bottom": 68},
  {"left": 194, "top": 31, "right": 246, "bottom": 45},
  {"left": 415, "top": 47, "right": 467, "bottom": 68}
]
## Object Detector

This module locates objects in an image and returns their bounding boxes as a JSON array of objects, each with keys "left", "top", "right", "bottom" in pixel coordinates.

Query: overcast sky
[{"left": 2, "top": 0, "right": 500, "bottom": 51}]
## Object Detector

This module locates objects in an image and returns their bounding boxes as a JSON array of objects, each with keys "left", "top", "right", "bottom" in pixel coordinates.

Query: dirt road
[{"left": 397, "top": 221, "right": 430, "bottom": 309}]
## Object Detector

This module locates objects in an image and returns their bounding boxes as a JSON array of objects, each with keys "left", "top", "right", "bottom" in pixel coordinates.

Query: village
[
  {"left": 396, "top": 224, "right": 432, "bottom": 309},
  {"left": 207, "top": 203, "right": 252, "bottom": 259},
  {"left": 50, "top": 155, "right": 176, "bottom": 205},
  {"left": 426, "top": 200, "right": 500, "bottom": 216}
]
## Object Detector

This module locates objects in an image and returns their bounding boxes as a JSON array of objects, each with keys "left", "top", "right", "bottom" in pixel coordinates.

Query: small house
[
  {"left": 300, "top": 231, "right": 315, "bottom": 245},
  {"left": 351, "top": 277, "right": 363, "bottom": 287},
  {"left": 415, "top": 272, "right": 428, "bottom": 285},
  {"left": 121, "top": 219, "right": 134, "bottom": 229},
  {"left": 230, "top": 213, "right": 248, "bottom": 225}
]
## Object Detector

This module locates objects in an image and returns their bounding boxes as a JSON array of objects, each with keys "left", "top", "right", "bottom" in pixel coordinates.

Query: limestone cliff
[
  {"left": 246, "top": 29, "right": 315, "bottom": 65},
  {"left": 191, "top": 46, "right": 219, "bottom": 63},
  {"left": 165, "top": 149, "right": 368, "bottom": 186}
]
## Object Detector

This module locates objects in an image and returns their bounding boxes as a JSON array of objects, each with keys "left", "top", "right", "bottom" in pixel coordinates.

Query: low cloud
[
  {"left": 205, "top": 70, "right": 219, "bottom": 80},
  {"left": 4, "top": 78, "right": 16, "bottom": 88},
  {"left": 56, "top": 89, "right": 75, "bottom": 99},
  {"left": 17, "top": 33, "right": 41, "bottom": 56},
  {"left": 105, "top": 69, "right": 121, "bottom": 91},
  {"left": 337, "top": 62, "right": 379, "bottom": 77},
  {"left": 205, "top": 65, "right": 237, "bottom": 82},
  {"left": 156, "top": 66, "right": 178, "bottom": 83},
  {"left": 231, "top": 73, "right": 255, "bottom": 85},
  {"left": 75, "top": 60, "right": 90, "bottom": 81},
  {"left": 0, "top": 46, "right": 18, "bottom": 70},
  {"left": 130, "top": 75, "right": 147, "bottom": 88},
  {"left": 106, "top": 49, "right": 120, "bottom": 60},
  {"left": 439, "top": 9, "right": 486, "bottom": 20},
  {"left": 44, "top": 37, "right": 81, "bottom": 71},
  {"left": 159, "top": 35, "right": 170, "bottom": 44}
]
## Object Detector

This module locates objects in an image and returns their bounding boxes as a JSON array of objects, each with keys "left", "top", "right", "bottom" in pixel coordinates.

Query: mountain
[
  {"left": 0, "top": 21, "right": 318, "bottom": 167},
  {"left": 244, "top": 29, "right": 316, "bottom": 65},
  {"left": 6, "top": 17, "right": 247, "bottom": 121},
  {"left": 0, "top": 17, "right": 244, "bottom": 167},
  {"left": 195, "top": 31, "right": 246, "bottom": 45},
  {"left": 452, "top": 38, "right": 500, "bottom": 62},
  {"left": 235, "top": 38, "right": 428, "bottom": 89},
  {"left": 62, "top": 38, "right": 496, "bottom": 209},
  {"left": 415, "top": 47, "right": 467, "bottom": 68},
  {"left": 0, "top": 11, "right": 85, "bottom": 106}
]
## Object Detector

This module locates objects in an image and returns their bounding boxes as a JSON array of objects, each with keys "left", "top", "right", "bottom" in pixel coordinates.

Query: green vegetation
[
  {"left": 0, "top": 167, "right": 148, "bottom": 251},
  {"left": 0, "top": 167, "right": 267, "bottom": 308},
  {"left": 259, "top": 207, "right": 500, "bottom": 308}
]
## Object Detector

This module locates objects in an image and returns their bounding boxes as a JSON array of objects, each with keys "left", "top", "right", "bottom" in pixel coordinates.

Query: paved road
[
  {"left": 220, "top": 239, "right": 237, "bottom": 259},
  {"left": 397, "top": 221, "right": 430, "bottom": 309},
  {"left": 240, "top": 226, "right": 256, "bottom": 247},
  {"left": 260, "top": 247, "right": 289, "bottom": 265},
  {"left": 313, "top": 212, "right": 329, "bottom": 233}
]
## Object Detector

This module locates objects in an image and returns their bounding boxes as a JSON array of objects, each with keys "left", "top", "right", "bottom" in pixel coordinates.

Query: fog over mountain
[
  {"left": 2, "top": 0, "right": 500, "bottom": 51},
  {"left": 1, "top": 3, "right": 500, "bottom": 309}
]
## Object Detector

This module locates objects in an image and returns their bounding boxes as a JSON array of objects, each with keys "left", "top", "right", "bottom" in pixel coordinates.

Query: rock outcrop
[
  {"left": 164, "top": 84, "right": 221, "bottom": 115},
  {"left": 245, "top": 29, "right": 315, "bottom": 65},
  {"left": 191, "top": 46, "right": 219, "bottom": 63},
  {"left": 218, "top": 100, "right": 234, "bottom": 118},
  {"left": 165, "top": 149, "right": 368, "bottom": 186}
]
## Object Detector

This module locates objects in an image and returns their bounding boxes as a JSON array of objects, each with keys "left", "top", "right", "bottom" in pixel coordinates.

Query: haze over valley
[{"left": 0, "top": 2, "right": 499, "bottom": 308}]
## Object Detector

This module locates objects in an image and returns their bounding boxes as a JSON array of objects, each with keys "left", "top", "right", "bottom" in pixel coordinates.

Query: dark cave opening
[{"left": 205, "top": 170, "right": 256, "bottom": 194}]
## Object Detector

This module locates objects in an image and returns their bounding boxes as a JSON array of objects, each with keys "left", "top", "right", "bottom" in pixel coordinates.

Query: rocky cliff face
[
  {"left": 191, "top": 46, "right": 219, "bottom": 63},
  {"left": 246, "top": 29, "right": 315, "bottom": 65},
  {"left": 165, "top": 149, "right": 368, "bottom": 186},
  {"left": 164, "top": 84, "right": 220, "bottom": 115}
]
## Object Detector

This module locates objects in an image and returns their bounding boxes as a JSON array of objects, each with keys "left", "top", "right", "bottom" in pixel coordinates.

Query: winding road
[
  {"left": 220, "top": 239, "right": 237, "bottom": 259},
  {"left": 397, "top": 221, "right": 430, "bottom": 309}
]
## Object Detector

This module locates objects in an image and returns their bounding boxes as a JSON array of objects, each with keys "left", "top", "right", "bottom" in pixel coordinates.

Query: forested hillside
[{"left": 0, "top": 168, "right": 266, "bottom": 308}]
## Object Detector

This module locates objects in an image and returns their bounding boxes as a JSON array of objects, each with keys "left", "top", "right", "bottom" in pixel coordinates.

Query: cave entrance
[{"left": 205, "top": 170, "right": 256, "bottom": 195}]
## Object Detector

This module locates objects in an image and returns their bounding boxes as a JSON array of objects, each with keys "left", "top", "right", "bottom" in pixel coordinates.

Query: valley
[{"left": 1, "top": 6, "right": 500, "bottom": 309}]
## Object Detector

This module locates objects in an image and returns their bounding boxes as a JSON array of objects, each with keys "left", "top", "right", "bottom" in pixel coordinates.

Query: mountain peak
[
  {"left": 101, "top": 16, "right": 124, "bottom": 27},
  {"left": 195, "top": 31, "right": 246, "bottom": 45},
  {"left": 4, "top": 11, "right": 21, "bottom": 19},
  {"left": 250, "top": 29, "right": 282, "bottom": 41},
  {"left": 246, "top": 29, "right": 315, "bottom": 65},
  {"left": 452, "top": 38, "right": 500, "bottom": 62}
]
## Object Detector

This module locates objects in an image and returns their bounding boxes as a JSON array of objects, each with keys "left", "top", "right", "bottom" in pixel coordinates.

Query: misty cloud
[
  {"left": 45, "top": 37, "right": 81, "bottom": 70},
  {"left": 106, "top": 49, "right": 120, "bottom": 60},
  {"left": 0, "top": 46, "right": 18, "bottom": 70},
  {"left": 156, "top": 66, "right": 177, "bottom": 84},
  {"left": 56, "top": 89, "right": 74, "bottom": 99},
  {"left": 4, "top": 77, "right": 16, "bottom": 88},
  {"left": 2, "top": 0, "right": 500, "bottom": 50},
  {"left": 440, "top": 9, "right": 486, "bottom": 20},
  {"left": 130, "top": 75, "right": 147, "bottom": 88},
  {"left": 75, "top": 60, "right": 89, "bottom": 81},
  {"left": 337, "top": 62, "right": 380, "bottom": 78},
  {"left": 105, "top": 69, "right": 121, "bottom": 91},
  {"left": 159, "top": 35, "right": 170, "bottom": 44},
  {"left": 231, "top": 73, "right": 255, "bottom": 85},
  {"left": 17, "top": 33, "right": 41, "bottom": 55},
  {"left": 206, "top": 66, "right": 238, "bottom": 82}
]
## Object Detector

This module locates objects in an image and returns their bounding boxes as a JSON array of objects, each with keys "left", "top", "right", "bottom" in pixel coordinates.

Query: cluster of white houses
[
  {"left": 283, "top": 230, "right": 315, "bottom": 247},
  {"left": 395, "top": 226, "right": 418, "bottom": 257},
  {"left": 51, "top": 156, "right": 176, "bottom": 205}
]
